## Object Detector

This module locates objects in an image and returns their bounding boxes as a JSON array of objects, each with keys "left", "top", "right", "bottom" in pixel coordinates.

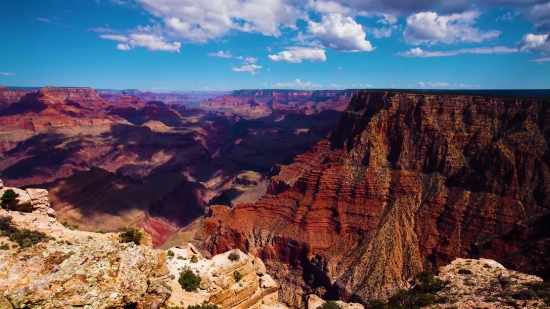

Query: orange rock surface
[{"left": 193, "top": 91, "right": 550, "bottom": 307}]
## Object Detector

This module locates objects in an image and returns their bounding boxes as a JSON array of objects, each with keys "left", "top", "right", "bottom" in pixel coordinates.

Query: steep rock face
[{"left": 193, "top": 91, "right": 550, "bottom": 306}]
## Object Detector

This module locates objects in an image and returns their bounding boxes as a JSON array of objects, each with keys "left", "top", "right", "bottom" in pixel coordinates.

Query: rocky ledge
[{"left": 0, "top": 180, "right": 172, "bottom": 309}]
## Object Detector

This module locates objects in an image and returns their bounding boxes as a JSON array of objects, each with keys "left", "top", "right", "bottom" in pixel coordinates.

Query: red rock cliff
[{"left": 193, "top": 91, "right": 550, "bottom": 307}]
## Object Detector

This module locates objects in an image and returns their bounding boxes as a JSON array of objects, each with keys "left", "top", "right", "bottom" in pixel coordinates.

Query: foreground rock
[
  {"left": 164, "top": 243, "right": 286, "bottom": 309},
  {"left": 431, "top": 258, "right": 544, "bottom": 308},
  {"left": 194, "top": 91, "right": 550, "bottom": 306},
  {"left": 0, "top": 185, "right": 171, "bottom": 309}
]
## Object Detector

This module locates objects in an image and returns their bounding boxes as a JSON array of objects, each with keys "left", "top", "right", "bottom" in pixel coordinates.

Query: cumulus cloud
[
  {"left": 116, "top": 44, "right": 132, "bottom": 50},
  {"left": 307, "top": 0, "right": 351, "bottom": 14},
  {"left": 403, "top": 11, "right": 501, "bottom": 45},
  {"left": 0, "top": 72, "right": 16, "bottom": 76},
  {"left": 100, "top": 33, "right": 181, "bottom": 52},
  {"left": 232, "top": 64, "right": 262, "bottom": 75},
  {"left": 396, "top": 46, "right": 518, "bottom": 57},
  {"left": 135, "top": 0, "right": 305, "bottom": 42},
  {"left": 308, "top": 14, "right": 374, "bottom": 51},
  {"left": 359, "top": 83, "right": 373, "bottom": 87},
  {"left": 268, "top": 47, "right": 326, "bottom": 63},
  {"left": 207, "top": 50, "right": 233, "bottom": 58},
  {"left": 419, "top": 81, "right": 450, "bottom": 87},
  {"left": 517, "top": 33, "right": 550, "bottom": 54},
  {"left": 236, "top": 56, "right": 258, "bottom": 63},
  {"left": 272, "top": 79, "right": 322, "bottom": 88}
]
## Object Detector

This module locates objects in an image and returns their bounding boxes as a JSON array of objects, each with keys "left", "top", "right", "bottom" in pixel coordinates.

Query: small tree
[
  {"left": 1, "top": 189, "right": 19, "bottom": 210},
  {"left": 190, "top": 255, "right": 199, "bottom": 263},
  {"left": 118, "top": 227, "right": 143, "bottom": 245},
  {"left": 178, "top": 266, "right": 201, "bottom": 292}
]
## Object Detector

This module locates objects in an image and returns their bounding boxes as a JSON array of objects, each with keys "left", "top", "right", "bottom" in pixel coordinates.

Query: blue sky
[{"left": 0, "top": 0, "right": 549, "bottom": 91}]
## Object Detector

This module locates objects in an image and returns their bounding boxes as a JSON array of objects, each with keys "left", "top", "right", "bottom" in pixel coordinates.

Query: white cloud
[
  {"left": 135, "top": 0, "right": 305, "bottom": 42},
  {"left": 330, "top": 83, "right": 340, "bottom": 87},
  {"left": 419, "top": 81, "right": 450, "bottom": 87},
  {"left": 307, "top": 0, "right": 350, "bottom": 14},
  {"left": 396, "top": 46, "right": 518, "bottom": 57},
  {"left": 403, "top": 11, "right": 501, "bottom": 45},
  {"left": 272, "top": 79, "right": 322, "bottom": 88},
  {"left": 458, "top": 83, "right": 472, "bottom": 87},
  {"left": 371, "top": 25, "right": 400, "bottom": 38},
  {"left": 268, "top": 47, "right": 326, "bottom": 63},
  {"left": 308, "top": 14, "right": 374, "bottom": 52},
  {"left": 517, "top": 33, "right": 550, "bottom": 54},
  {"left": 0, "top": 72, "right": 16, "bottom": 76},
  {"left": 152, "top": 86, "right": 168, "bottom": 90},
  {"left": 232, "top": 64, "right": 262, "bottom": 75},
  {"left": 523, "top": 2, "right": 550, "bottom": 32},
  {"left": 359, "top": 83, "right": 373, "bottom": 87},
  {"left": 496, "top": 12, "right": 514, "bottom": 21},
  {"left": 236, "top": 56, "right": 258, "bottom": 63},
  {"left": 208, "top": 50, "right": 233, "bottom": 58},
  {"left": 117, "top": 44, "right": 132, "bottom": 50},
  {"left": 530, "top": 57, "right": 550, "bottom": 63},
  {"left": 100, "top": 34, "right": 130, "bottom": 42},
  {"left": 100, "top": 33, "right": 181, "bottom": 52},
  {"left": 38, "top": 17, "right": 50, "bottom": 22},
  {"left": 207, "top": 51, "right": 257, "bottom": 63},
  {"left": 88, "top": 27, "right": 114, "bottom": 33}
]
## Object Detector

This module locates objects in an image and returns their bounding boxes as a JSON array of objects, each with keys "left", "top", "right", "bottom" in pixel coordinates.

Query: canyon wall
[{"left": 193, "top": 91, "right": 550, "bottom": 307}]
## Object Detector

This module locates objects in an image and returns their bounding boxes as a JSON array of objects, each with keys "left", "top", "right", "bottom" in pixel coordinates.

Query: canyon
[
  {"left": 0, "top": 86, "right": 343, "bottom": 247},
  {"left": 193, "top": 91, "right": 550, "bottom": 307}
]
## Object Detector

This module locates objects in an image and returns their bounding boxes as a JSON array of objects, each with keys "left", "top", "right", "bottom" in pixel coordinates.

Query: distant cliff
[
  {"left": 193, "top": 91, "right": 550, "bottom": 307},
  {"left": 199, "top": 89, "right": 356, "bottom": 118}
]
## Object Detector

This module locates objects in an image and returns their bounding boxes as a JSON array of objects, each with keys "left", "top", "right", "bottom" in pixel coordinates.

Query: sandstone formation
[
  {"left": 193, "top": 91, "right": 550, "bottom": 306},
  {"left": 164, "top": 243, "right": 286, "bottom": 309},
  {"left": 0, "top": 181, "right": 56, "bottom": 217},
  {"left": 0, "top": 185, "right": 171, "bottom": 309}
]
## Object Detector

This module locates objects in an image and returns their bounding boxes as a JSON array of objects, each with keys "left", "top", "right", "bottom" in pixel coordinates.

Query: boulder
[{"left": 0, "top": 188, "right": 32, "bottom": 212}]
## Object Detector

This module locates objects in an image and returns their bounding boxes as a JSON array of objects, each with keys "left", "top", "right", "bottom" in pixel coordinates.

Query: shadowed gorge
[{"left": 193, "top": 91, "right": 550, "bottom": 307}]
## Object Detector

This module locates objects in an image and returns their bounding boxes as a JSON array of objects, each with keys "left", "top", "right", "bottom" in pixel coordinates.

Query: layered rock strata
[
  {"left": 164, "top": 243, "right": 284, "bottom": 309},
  {"left": 194, "top": 91, "right": 550, "bottom": 306}
]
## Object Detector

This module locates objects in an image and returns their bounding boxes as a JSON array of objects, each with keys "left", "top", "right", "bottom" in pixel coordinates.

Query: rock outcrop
[
  {"left": 164, "top": 243, "right": 286, "bottom": 309},
  {"left": 0, "top": 181, "right": 56, "bottom": 217},
  {"left": 429, "top": 258, "right": 544, "bottom": 309},
  {"left": 193, "top": 91, "right": 550, "bottom": 306},
  {"left": 0, "top": 184, "right": 171, "bottom": 309}
]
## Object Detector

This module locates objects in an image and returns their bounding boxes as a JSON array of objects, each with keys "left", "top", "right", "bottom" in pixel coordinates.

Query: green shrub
[
  {"left": 178, "top": 266, "right": 201, "bottom": 292},
  {"left": 0, "top": 216, "right": 17, "bottom": 235},
  {"left": 187, "top": 301, "right": 220, "bottom": 309},
  {"left": 190, "top": 255, "right": 199, "bottom": 263},
  {"left": 457, "top": 269, "right": 473, "bottom": 275},
  {"left": 1, "top": 189, "right": 19, "bottom": 205},
  {"left": 318, "top": 301, "right": 342, "bottom": 309},
  {"left": 228, "top": 251, "right": 240, "bottom": 262},
  {"left": 369, "top": 300, "right": 387, "bottom": 309},
  {"left": 411, "top": 271, "right": 445, "bottom": 294},
  {"left": 167, "top": 250, "right": 175, "bottom": 258},
  {"left": 62, "top": 221, "right": 79, "bottom": 230},
  {"left": 118, "top": 227, "right": 143, "bottom": 245},
  {"left": 234, "top": 270, "right": 243, "bottom": 282},
  {"left": 9, "top": 228, "right": 47, "bottom": 248},
  {"left": 170, "top": 274, "right": 176, "bottom": 280},
  {"left": 0, "top": 243, "right": 8, "bottom": 250},
  {"left": 97, "top": 229, "right": 107, "bottom": 234}
]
